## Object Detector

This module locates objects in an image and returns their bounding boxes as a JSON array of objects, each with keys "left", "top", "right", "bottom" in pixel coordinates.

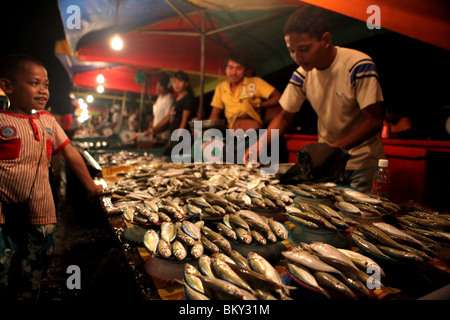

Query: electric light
[{"left": 111, "top": 34, "right": 123, "bottom": 50}]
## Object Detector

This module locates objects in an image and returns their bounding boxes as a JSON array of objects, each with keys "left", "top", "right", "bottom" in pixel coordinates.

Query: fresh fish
[
  {"left": 236, "top": 227, "right": 252, "bottom": 245},
  {"left": 373, "top": 222, "right": 433, "bottom": 253},
  {"left": 156, "top": 211, "right": 172, "bottom": 222},
  {"left": 265, "top": 228, "right": 278, "bottom": 243},
  {"left": 376, "top": 245, "right": 423, "bottom": 262},
  {"left": 251, "top": 229, "right": 267, "bottom": 245},
  {"left": 229, "top": 250, "right": 251, "bottom": 270},
  {"left": 237, "top": 210, "right": 270, "bottom": 233},
  {"left": 182, "top": 220, "right": 201, "bottom": 240},
  {"left": 350, "top": 233, "right": 391, "bottom": 259},
  {"left": 338, "top": 249, "right": 386, "bottom": 277},
  {"left": 198, "top": 254, "right": 215, "bottom": 278},
  {"left": 211, "top": 258, "right": 255, "bottom": 294},
  {"left": 287, "top": 214, "right": 319, "bottom": 229},
  {"left": 199, "top": 276, "right": 257, "bottom": 300},
  {"left": 183, "top": 283, "right": 210, "bottom": 300},
  {"left": 201, "top": 235, "right": 220, "bottom": 254},
  {"left": 143, "top": 229, "right": 159, "bottom": 255},
  {"left": 309, "top": 242, "right": 359, "bottom": 273},
  {"left": 358, "top": 225, "right": 414, "bottom": 253},
  {"left": 172, "top": 240, "right": 188, "bottom": 260},
  {"left": 186, "top": 203, "right": 203, "bottom": 216},
  {"left": 313, "top": 271, "right": 356, "bottom": 299},
  {"left": 285, "top": 262, "right": 330, "bottom": 298},
  {"left": 157, "top": 239, "right": 172, "bottom": 259},
  {"left": 160, "top": 222, "right": 177, "bottom": 243},
  {"left": 281, "top": 249, "right": 342, "bottom": 275},
  {"left": 190, "top": 240, "right": 204, "bottom": 259},
  {"left": 217, "top": 222, "right": 237, "bottom": 241},
  {"left": 229, "top": 261, "right": 295, "bottom": 294},
  {"left": 247, "top": 252, "right": 288, "bottom": 297},
  {"left": 201, "top": 226, "right": 232, "bottom": 254},
  {"left": 228, "top": 214, "right": 250, "bottom": 230},
  {"left": 176, "top": 225, "right": 196, "bottom": 246},
  {"left": 184, "top": 263, "right": 205, "bottom": 293}
]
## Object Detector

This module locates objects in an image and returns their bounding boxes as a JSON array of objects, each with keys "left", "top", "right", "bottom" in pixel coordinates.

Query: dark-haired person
[
  {"left": 0, "top": 54, "right": 102, "bottom": 300},
  {"left": 245, "top": 5, "right": 385, "bottom": 193},
  {"left": 148, "top": 71, "right": 196, "bottom": 155},
  {"left": 208, "top": 51, "right": 281, "bottom": 131},
  {"left": 143, "top": 73, "right": 174, "bottom": 145}
]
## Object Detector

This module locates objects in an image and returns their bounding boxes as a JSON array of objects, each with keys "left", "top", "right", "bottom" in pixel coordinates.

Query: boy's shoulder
[{"left": 336, "top": 47, "right": 374, "bottom": 68}]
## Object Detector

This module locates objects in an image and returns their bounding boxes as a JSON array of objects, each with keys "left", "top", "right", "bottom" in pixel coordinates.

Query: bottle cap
[{"left": 378, "top": 159, "right": 388, "bottom": 167}]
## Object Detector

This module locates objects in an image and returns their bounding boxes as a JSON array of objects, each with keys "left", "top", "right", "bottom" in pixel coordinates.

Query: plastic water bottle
[{"left": 372, "top": 159, "right": 391, "bottom": 198}]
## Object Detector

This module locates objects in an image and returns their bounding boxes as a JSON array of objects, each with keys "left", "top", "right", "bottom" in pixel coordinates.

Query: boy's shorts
[{"left": 0, "top": 224, "right": 56, "bottom": 300}]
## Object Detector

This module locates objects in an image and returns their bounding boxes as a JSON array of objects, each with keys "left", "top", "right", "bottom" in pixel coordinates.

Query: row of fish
[
  {"left": 396, "top": 211, "right": 450, "bottom": 243},
  {"left": 350, "top": 222, "right": 439, "bottom": 263},
  {"left": 282, "top": 242, "right": 385, "bottom": 299},
  {"left": 285, "top": 202, "right": 358, "bottom": 231},
  {"left": 143, "top": 220, "right": 235, "bottom": 260},
  {"left": 215, "top": 210, "right": 289, "bottom": 245},
  {"left": 288, "top": 182, "right": 401, "bottom": 217},
  {"left": 182, "top": 252, "right": 293, "bottom": 300}
]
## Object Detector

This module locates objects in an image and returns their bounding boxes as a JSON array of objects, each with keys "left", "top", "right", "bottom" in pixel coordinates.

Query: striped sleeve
[
  {"left": 280, "top": 68, "right": 306, "bottom": 113},
  {"left": 349, "top": 59, "right": 379, "bottom": 87},
  {"left": 349, "top": 59, "right": 383, "bottom": 108},
  {"left": 289, "top": 69, "right": 306, "bottom": 88}
]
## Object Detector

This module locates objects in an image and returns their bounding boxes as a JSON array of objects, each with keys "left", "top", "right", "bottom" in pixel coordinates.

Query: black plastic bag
[{"left": 278, "top": 143, "right": 350, "bottom": 184}]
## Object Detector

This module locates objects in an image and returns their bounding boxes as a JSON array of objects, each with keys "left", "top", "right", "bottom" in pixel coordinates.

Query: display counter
[
  {"left": 88, "top": 153, "right": 450, "bottom": 303},
  {"left": 284, "top": 134, "right": 450, "bottom": 207}
]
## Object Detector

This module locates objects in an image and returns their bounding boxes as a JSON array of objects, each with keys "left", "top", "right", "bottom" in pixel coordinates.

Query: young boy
[
  {"left": 246, "top": 5, "right": 385, "bottom": 193},
  {"left": 0, "top": 54, "right": 103, "bottom": 300}
]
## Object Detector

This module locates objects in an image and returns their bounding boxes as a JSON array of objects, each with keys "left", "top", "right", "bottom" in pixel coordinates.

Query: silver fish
[
  {"left": 183, "top": 283, "right": 210, "bottom": 300},
  {"left": 184, "top": 263, "right": 205, "bottom": 293},
  {"left": 236, "top": 227, "right": 252, "bottom": 245},
  {"left": 313, "top": 271, "right": 356, "bottom": 299},
  {"left": 190, "top": 240, "right": 204, "bottom": 259},
  {"left": 172, "top": 240, "right": 188, "bottom": 260},
  {"left": 281, "top": 249, "right": 342, "bottom": 275},
  {"left": 338, "top": 249, "right": 386, "bottom": 278},
  {"left": 268, "top": 218, "right": 288, "bottom": 240},
  {"left": 199, "top": 276, "right": 257, "bottom": 300},
  {"left": 182, "top": 220, "right": 201, "bottom": 240},
  {"left": 143, "top": 229, "right": 159, "bottom": 255},
  {"left": 309, "top": 242, "right": 359, "bottom": 273},
  {"left": 211, "top": 258, "right": 255, "bottom": 294},
  {"left": 247, "top": 252, "right": 287, "bottom": 296},
  {"left": 286, "top": 262, "right": 330, "bottom": 298},
  {"left": 160, "top": 222, "right": 177, "bottom": 243},
  {"left": 157, "top": 239, "right": 172, "bottom": 259},
  {"left": 198, "top": 254, "right": 215, "bottom": 278}
]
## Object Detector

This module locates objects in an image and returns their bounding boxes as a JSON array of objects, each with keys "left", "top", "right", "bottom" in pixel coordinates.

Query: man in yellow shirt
[{"left": 208, "top": 52, "right": 281, "bottom": 131}]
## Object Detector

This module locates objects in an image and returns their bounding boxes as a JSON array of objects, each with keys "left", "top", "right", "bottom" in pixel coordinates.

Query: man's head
[
  {"left": 283, "top": 6, "right": 334, "bottom": 71},
  {"left": 0, "top": 54, "right": 49, "bottom": 114},
  {"left": 224, "top": 52, "right": 249, "bottom": 86}
]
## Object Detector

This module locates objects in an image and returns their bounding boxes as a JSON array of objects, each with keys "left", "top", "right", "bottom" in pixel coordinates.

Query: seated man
[{"left": 208, "top": 52, "right": 281, "bottom": 131}]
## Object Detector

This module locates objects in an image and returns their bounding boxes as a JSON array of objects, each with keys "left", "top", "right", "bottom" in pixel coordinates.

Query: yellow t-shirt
[{"left": 211, "top": 77, "right": 275, "bottom": 128}]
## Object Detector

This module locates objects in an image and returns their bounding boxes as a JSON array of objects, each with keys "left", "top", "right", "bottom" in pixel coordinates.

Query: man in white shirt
[{"left": 246, "top": 5, "right": 385, "bottom": 193}]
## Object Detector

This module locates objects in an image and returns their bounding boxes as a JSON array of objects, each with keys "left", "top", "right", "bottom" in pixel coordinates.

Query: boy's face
[
  {"left": 1, "top": 61, "right": 49, "bottom": 114},
  {"left": 285, "top": 32, "right": 330, "bottom": 71},
  {"left": 225, "top": 59, "right": 245, "bottom": 85}
]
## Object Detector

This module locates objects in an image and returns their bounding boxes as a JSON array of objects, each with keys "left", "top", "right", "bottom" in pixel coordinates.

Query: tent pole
[{"left": 198, "top": 10, "right": 205, "bottom": 120}]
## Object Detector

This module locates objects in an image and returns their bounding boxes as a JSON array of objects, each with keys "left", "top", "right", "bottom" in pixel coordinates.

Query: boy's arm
[{"left": 61, "top": 143, "right": 103, "bottom": 197}]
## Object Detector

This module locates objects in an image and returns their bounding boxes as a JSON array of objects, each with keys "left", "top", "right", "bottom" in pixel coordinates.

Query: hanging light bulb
[
  {"left": 111, "top": 34, "right": 123, "bottom": 51},
  {"left": 97, "top": 85, "right": 105, "bottom": 93},
  {"left": 86, "top": 95, "right": 94, "bottom": 103},
  {"left": 96, "top": 74, "right": 105, "bottom": 84}
]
